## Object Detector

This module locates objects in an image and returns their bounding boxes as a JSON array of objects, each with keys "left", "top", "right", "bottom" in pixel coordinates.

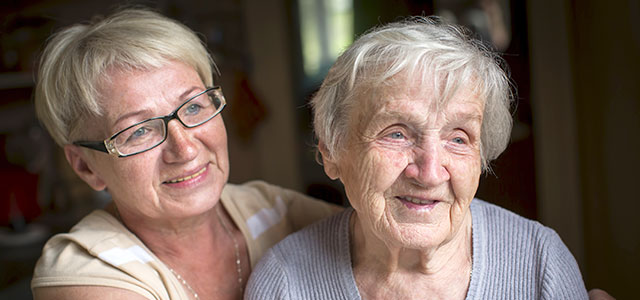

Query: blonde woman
[{"left": 31, "top": 8, "right": 338, "bottom": 300}]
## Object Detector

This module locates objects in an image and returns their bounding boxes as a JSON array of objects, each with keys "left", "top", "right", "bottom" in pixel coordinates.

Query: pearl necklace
[{"left": 169, "top": 267, "right": 199, "bottom": 299}]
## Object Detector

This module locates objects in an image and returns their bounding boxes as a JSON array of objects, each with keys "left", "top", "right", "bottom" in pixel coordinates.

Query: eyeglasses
[{"left": 74, "top": 86, "right": 226, "bottom": 157}]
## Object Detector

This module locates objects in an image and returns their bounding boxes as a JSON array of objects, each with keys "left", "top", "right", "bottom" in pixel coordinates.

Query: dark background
[{"left": 1, "top": 0, "right": 637, "bottom": 298}]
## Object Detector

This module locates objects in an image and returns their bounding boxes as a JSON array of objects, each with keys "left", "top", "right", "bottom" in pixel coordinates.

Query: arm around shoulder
[{"left": 280, "top": 187, "right": 343, "bottom": 231}]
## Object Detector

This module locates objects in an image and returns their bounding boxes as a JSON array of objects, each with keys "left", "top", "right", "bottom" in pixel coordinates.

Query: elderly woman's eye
[
  {"left": 452, "top": 137, "right": 465, "bottom": 144},
  {"left": 389, "top": 132, "right": 405, "bottom": 139}
]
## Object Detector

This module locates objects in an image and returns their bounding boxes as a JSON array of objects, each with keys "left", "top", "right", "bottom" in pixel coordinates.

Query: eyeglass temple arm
[{"left": 73, "top": 141, "right": 110, "bottom": 154}]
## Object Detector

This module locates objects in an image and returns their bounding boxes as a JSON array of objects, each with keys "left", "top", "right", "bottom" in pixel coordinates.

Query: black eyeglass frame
[{"left": 73, "top": 86, "right": 226, "bottom": 158}]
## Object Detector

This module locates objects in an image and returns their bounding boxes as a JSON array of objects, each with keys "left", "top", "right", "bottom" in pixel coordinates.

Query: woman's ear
[
  {"left": 318, "top": 141, "right": 340, "bottom": 180},
  {"left": 63, "top": 145, "right": 107, "bottom": 191}
]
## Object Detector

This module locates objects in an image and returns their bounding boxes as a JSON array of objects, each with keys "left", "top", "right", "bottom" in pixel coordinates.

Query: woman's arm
[{"left": 34, "top": 286, "right": 150, "bottom": 300}]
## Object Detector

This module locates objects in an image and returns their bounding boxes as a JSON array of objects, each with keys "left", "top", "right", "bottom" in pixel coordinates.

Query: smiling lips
[
  {"left": 165, "top": 166, "right": 207, "bottom": 184},
  {"left": 398, "top": 196, "right": 438, "bottom": 206}
]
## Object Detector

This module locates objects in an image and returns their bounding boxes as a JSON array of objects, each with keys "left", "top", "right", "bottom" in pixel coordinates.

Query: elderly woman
[
  {"left": 245, "top": 17, "right": 589, "bottom": 299},
  {"left": 30, "top": 8, "right": 339, "bottom": 300}
]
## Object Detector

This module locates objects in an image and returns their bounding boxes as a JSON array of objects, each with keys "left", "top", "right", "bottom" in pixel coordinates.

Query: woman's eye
[
  {"left": 128, "top": 127, "right": 149, "bottom": 140},
  {"left": 389, "top": 132, "right": 405, "bottom": 139},
  {"left": 378, "top": 126, "right": 413, "bottom": 146},
  {"left": 185, "top": 103, "right": 202, "bottom": 115},
  {"left": 123, "top": 126, "right": 154, "bottom": 145},
  {"left": 452, "top": 137, "right": 465, "bottom": 144}
]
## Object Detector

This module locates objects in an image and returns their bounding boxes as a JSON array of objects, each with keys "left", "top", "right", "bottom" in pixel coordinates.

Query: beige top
[{"left": 31, "top": 180, "right": 341, "bottom": 299}]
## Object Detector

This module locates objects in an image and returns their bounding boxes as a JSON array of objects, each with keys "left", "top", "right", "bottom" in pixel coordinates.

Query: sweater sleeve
[
  {"left": 244, "top": 250, "right": 290, "bottom": 300},
  {"left": 540, "top": 228, "right": 588, "bottom": 300}
]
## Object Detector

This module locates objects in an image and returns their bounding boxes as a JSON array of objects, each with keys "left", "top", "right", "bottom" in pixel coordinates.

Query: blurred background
[{"left": 0, "top": 0, "right": 637, "bottom": 298}]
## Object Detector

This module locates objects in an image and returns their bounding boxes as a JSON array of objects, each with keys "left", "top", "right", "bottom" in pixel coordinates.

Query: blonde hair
[
  {"left": 311, "top": 17, "right": 513, "bottom": 171},
  {"left": 35, "top": 8, "right": 216, "bottom": 146}
]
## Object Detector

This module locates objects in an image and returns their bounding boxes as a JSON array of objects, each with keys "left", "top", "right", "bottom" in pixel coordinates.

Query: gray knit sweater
[{"left": 245, "top": 199, "right": 588, "bottom": 299}]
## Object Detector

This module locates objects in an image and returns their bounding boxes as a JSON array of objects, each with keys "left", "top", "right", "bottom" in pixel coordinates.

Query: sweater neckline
[{"left": 342, "top": 200, "right": 484, "bottom": 299}]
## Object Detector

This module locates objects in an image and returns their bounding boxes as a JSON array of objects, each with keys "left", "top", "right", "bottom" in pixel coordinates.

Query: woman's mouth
[
  {"left": 397, "top": 196, "right": 440, "bottom": 210},
  {"left": 165, "top": 166, "right": 207, "bottom": 184},
  {"left": 400, "top": 196, "right": 437, "bottom": 205}
]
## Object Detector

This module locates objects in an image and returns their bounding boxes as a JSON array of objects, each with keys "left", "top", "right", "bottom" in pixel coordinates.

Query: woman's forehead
[
  {"left": 351, "top": 79, "right": 485, "bottom": 130},
  {"left": 91, "top": 62, "right": 204, "bottom": 132},
  {"left": 357, "top": 76, "right": 484, "bottom": 111}
]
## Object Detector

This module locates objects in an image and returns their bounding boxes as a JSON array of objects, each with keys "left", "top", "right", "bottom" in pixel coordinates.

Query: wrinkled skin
[
  {"left": 321, "top": 81, "right": 483, "bottom": 298},
  {"left": 325, "top": 82, "right": 483, "bottom": 253}
]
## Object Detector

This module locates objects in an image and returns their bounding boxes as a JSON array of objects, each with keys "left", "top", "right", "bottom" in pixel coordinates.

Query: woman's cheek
[
  {"left": 450, "top": 154, "right": 482, "bottom": 202},
  {"left": 363, "top": 148, "right": 408, "bottom": 192}
]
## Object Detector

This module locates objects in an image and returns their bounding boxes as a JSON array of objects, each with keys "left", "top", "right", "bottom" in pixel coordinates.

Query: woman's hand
[{"left": 589, "top": 288, "right": 615, "bottom": 300}]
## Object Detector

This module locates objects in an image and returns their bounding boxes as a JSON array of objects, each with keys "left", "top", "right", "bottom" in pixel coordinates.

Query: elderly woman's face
[
  {"left": 329, "top": 81, "right": 483, "bottom": 249},
  {"left": 77, "top": 60, "right": 229, "bottom": 219}
]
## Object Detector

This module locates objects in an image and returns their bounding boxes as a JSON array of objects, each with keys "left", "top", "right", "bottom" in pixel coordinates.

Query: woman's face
[
  {"left": 73, "top": 60, "right": 229, "bottom": 220},
  {"left": 326, "top": 81, "right": 484, "bottom": 249}
]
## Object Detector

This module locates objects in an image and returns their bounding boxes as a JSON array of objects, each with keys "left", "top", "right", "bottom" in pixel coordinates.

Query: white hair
[{"left": 311, "top": 16, "right": 513, "bottom": 171}]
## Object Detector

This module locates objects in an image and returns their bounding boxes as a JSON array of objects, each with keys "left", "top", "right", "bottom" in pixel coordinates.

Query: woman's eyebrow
[
  {"left": 452, "top": 111, "right": 482, "bottom": 123},
  {"left": 443, "top": 103, "right": 483, "bottom": 121},
  {"left": 111, "top": 86, "right": 203, "bottom": 130},
  {"left": 178, "top": 86, "right": 202, "bottom": 100},
  {"left": 112, "top": 109, "right": 153, "bottom": 131},
  {"left": 364, "top": 110, "right": 414, "bottom": 128}
]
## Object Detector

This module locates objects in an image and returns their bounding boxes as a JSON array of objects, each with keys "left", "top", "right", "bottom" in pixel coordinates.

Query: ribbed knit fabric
[{"left": 245, "top": 199, "right": 588, "bottom": 300}]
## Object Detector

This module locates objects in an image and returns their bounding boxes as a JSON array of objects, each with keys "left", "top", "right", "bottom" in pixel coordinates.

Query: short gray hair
[
  {"left": 35, "top": 8, "right": 216, "bottom": 146},
  {"left": 310, "top": 16, "right": 513, "bottom": 171}
]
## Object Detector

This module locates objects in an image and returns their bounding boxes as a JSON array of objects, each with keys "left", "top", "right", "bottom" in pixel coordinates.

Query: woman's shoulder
[
  {"left": 33, "top": 209, "right": 134, "bottom": 273},
  {"left": 470, "top": 199, "right": 587, "bottom": 298},
  {"left": 252, "top": 208, "right": 352, "bottom": 272},
  {"left": 38, "top": 209, "right": 125, "bottom": 254},
  {"left": 471, "top": 198, "right": 568, "bottom": 262},
  {"left": 272, "top": 207, "right": 351, "bottom": 252},
  {"left": 31, "top": 210, "right": 159, "bottom": 297},
  {"left": 471, "top": 198, "right": 552, "bottom": 236},
  {"left": 246, "top": 209, "right": 356, "bottom": 299},
  {"left": 31, "top": 209, "right": 178, "bottom": 299},
  {"left": 471, "top": 199, "right": 582, "bottom": 272}
]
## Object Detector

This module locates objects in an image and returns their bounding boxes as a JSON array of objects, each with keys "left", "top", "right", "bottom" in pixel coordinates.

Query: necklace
[
  {"left": 112, "top": 204, "right": 243, "bottom": 296},
  {"left": 169, "top": 267, "right": 199, "bottom": 299},
  {"left": 216, "top": 204, "right": 244, "bottom": 295},
  {"left": 166, "top": 207, "right": 244, "bottom": 298}
]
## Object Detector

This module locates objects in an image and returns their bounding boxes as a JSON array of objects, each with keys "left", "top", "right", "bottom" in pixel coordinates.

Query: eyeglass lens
[{"left": 111, "top": 89, "right": 223, "bottom": 156}]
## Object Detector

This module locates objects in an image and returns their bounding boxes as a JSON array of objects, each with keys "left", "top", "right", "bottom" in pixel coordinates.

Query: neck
[
  {"left": 351, "top": 211, "right": 473, "bottom": 299},
  {"left": 107, "top": 202, "right": 221, "bottom": 258},
  {"left": 105, "top": 201, "right": 249, "bottom": 299}
]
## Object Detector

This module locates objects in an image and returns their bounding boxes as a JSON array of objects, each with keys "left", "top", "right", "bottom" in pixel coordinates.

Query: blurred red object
[{"left": 0, "top": 167, "right": 40, "bottom": 228}]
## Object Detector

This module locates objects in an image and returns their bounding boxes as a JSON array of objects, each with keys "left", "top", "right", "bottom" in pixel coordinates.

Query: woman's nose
[
  {"left": 404, "top": 144, "right": 450, "bottom": 187},
  {"left": 162, "top": 120, "right": 198, "bottom": 163}
]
